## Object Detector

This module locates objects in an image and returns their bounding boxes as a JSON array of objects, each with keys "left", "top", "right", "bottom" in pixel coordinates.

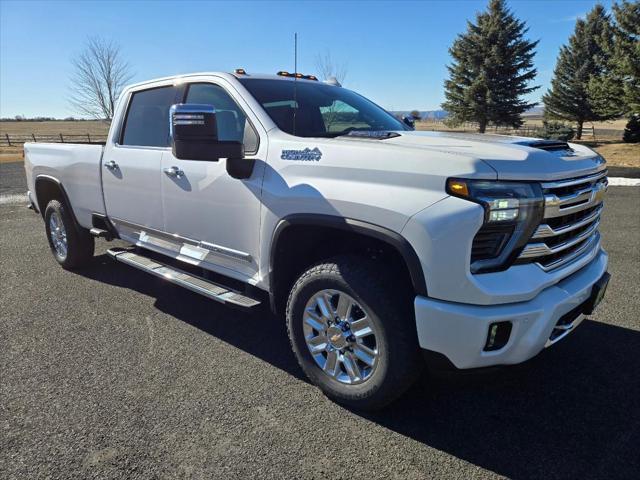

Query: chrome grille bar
[
  {"left": 519, "top": 218, "right": 600, "bottom": 259},
  {"left": 533, "top": 204, "right": 604, "bottom": 239},
  {"left": 543, "top": 182, "right": 607, "bottom": 218},
  {"left": 517, "top": 170, "right": 606, "bottom": 271},
  {"left": 538, "top": 233, "right": 600, "bottom": 272},
  {"left": 539, "top": 170, "right": 607, "bottom": 189}
]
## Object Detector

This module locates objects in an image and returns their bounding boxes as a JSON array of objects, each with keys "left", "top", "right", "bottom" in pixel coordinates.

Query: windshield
[{"left": 238, "top": 78, "right": 407, "bottom": 138}]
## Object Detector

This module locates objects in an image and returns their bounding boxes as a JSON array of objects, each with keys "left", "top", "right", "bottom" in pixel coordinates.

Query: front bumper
[{"left": 414, "top": 249, "right": 608, "bottom": 369}]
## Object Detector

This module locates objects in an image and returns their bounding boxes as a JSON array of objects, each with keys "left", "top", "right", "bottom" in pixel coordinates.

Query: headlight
[{"left": 446, "top": 178, "right": 544, "bottom": 273}]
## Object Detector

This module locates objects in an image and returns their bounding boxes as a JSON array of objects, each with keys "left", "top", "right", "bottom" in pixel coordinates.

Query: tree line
[{"left": 442, "top": 0, "right": 639, "bottom": 141}]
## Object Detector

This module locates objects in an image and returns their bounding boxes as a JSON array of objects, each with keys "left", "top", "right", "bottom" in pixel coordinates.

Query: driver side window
[{"left": 184, "top": 83, "right": 259, "bottom": 154}]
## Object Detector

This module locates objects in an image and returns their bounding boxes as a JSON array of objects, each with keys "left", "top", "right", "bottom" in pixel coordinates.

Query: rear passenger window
[
  {"left": 121, "top": 86, "right": 178, "bottom": 147},
  {"left": 185, "top": 83, "right": 258, "bottom": 153}
]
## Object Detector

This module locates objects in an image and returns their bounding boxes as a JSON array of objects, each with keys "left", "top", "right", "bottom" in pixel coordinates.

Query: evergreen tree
[
  {"left": 442, "top": 0, "right": 538, "bottom": 133},
  {"left": 588, "top": 1, "right": 640, "bottom": 117},
  {"left": 543, "top": 5, "right": 617, "bottom": 139},
  {"left": 612, "top": 0, "right": 639, "bottom": 112},
  {"left": 623, "top": 114, "right": 640, "bottom": 143}
]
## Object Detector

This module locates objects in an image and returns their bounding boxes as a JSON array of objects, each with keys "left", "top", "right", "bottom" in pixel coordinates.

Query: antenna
[{"left": 293, "top": 32, "right": 298, "bottom": 136}]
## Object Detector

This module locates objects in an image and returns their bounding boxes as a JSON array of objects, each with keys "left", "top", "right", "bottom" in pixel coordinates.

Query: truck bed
[{"left": 24, "top": 142, "right": 106, "bottom": 229}]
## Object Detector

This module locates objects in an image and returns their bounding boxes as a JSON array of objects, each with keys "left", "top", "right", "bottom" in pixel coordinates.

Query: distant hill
[
  {"left": 522, "top": 106, "right": 544, "bottom": 117},
  {"left": 392, "top": 106, "right": 544, "bottom": 120},
  {"left": 391, "top": 110, "right": 448, "bottom": 120}
]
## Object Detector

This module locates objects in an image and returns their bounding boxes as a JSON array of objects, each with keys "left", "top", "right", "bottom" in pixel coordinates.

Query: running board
[
  {"left": 107, "top": 248, "right": 261, "bottom": 309},
  {"left": 90, "top": 227, "right": 113, "bottom": 240}
]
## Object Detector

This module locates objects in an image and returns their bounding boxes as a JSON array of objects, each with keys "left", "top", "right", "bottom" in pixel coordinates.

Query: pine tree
[
  {"left": 588, "top": 1, "right": 640, "bottom": 118},
  {"left": 442, "top": 0, "right": 538, "bottom": 133},
  {"left": 612, "top": 0, "right": 640, "bottom": 112},
  {"left": 623, "top": 114, "right": 640, "bottom": 143},
  {"left": 543, "top": 5, "right": 618, "bottom": 139}
]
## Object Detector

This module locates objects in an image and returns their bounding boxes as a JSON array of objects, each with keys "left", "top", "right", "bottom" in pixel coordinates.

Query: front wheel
[
  {"left": 44, "top": 199, "right": 94, "bottom": 269},
  {"left": 286, "top": 256, "right": 422, "bottom": 411}
]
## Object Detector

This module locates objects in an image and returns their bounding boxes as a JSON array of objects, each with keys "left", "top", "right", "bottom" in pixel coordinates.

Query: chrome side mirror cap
[{"left": 170, "top": 104, "right": 243, "bottom": 161}]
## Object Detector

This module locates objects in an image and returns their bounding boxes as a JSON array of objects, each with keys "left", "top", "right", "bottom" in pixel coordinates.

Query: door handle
[
  {"left": 163, "top": 166, "right": 184, "bottom": 178},
  {"left": 104, "top": 160, "right": 118, "bottom": 170}
]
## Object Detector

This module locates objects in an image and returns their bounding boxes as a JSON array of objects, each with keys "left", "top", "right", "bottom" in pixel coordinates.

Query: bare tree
[
  {"left": 314, "top": 50, "right": 348, "bottom": 85},
  {"left": 69, "top": 37, "right": 133, "bottom": 120}
]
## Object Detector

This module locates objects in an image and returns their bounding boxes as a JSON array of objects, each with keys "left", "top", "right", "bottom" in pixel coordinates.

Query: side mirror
[
  {"left": 170, "top": 104, "right": 244, "bottom": 161},
  {"left": 401, "top": 115, "right": 416, "bottom": 130}
]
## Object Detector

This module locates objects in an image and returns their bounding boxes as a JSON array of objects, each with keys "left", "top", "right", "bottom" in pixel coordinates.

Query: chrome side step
[
  {"left": 107, "top": 248, "right": 261, "bottom": 309},
  {"left": 90, "top": 227, "right": 113, "bottom": 240}
]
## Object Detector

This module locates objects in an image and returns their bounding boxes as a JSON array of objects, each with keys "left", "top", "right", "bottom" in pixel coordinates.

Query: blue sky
[{"left": 0, "top": 0, "right": 611, "bottom": 118}]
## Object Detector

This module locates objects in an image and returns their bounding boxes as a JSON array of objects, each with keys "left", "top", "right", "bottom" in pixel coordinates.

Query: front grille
[{"left": 516, "top": 170, "right": 607, "bottom": 271}]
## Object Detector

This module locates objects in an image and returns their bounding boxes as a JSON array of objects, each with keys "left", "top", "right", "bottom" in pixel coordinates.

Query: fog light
[{"left": 484, "top": 321, "right": 512, "bottom": 351}]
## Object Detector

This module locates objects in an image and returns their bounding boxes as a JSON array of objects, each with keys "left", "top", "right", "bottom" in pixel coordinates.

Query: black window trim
[{"left": 181, "top": 81, "right": 261, "bottom": 156}]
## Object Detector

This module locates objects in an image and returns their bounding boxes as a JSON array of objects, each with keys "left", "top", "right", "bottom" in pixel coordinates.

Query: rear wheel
[
  {"left": 286, "top": 255, "right": 422, "bottom": 411},
  {"left": 44, "top": 199, "right": 94, "bottom": 269}
]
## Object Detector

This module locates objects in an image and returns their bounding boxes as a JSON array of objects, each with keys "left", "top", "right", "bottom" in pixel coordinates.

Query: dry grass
[
  {"left": 519, "top": 116, "right": 629, "bottom": 130},
  {"left": 589, "top": 142, "right": 640, "bottom": 168},
  {"left": 416, "top": 117, "right": 626, "bottom": 141},
  {"left": 417, "top": 117, "right": 629, "bottom": 131},
  {"left": 0, "top": 120, "right": 110, "bottom": 163},
  {"left": 0, "top": 120, "right": 110, "bottom": 136}
]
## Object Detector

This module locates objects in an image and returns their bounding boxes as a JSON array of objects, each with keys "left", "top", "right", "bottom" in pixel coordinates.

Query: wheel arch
[
  {"left": 268, "top": 214, "right": 427, "bottom": 314},
  {"left": 34, "top": 175, "right": 79, "bottom": 225}
]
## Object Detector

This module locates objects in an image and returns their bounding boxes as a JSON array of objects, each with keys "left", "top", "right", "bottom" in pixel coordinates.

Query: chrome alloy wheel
[
  {"left": 303, "top": 289, "right": 379, "bottom": 385},
  {"left": 49, "top": 211, "right": 68, "bottom": 259}
]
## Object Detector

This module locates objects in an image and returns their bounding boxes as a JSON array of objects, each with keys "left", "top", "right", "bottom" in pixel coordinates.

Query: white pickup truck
[{"left": 24, "top": 70, "right": 610, "bottom": 410}]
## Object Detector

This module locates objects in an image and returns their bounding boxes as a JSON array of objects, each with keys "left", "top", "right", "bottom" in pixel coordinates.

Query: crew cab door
[
  {"left": 161, "top": 81, "right": 266, "bottom": 280},
  {"left": 102, "top": 85, "right": 181, "bottom": 244}
]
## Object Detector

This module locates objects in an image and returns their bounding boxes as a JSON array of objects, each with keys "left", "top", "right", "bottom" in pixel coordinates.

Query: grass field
[
  {"left": 0, "top": 119, "right": 637, "bottom": 167},
  {"left": 0, "top": 120, "right": 110, "bottom": 136},
  {"left": 415, "top": 117, "right": 627, "bottom": 139},
  {"left": 520, "top": 116, "right": 629, "bottom": 130},
  {"left": 0, "top": 120, "right": 110, "bottom": 162}
]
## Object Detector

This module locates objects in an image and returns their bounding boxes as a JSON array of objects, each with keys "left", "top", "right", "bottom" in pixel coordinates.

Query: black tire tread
[
  {"left": 44, "top": 199, "right": 94, "bottom": 269},
  {"left": 286, "top": 255, "right": 422, "bottom": 410}
]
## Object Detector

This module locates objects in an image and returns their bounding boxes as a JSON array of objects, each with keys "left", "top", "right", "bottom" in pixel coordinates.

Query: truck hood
[{"left": 383, "top": 131, "right": 606, "bottom": 181}]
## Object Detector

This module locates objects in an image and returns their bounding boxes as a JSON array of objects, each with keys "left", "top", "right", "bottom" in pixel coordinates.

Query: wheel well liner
[
  {"left": 269, "top": 214, "right": 427, "bottom": 310},
  {"left": 34, "top": 175, "right": 79, "bottom": 225}
]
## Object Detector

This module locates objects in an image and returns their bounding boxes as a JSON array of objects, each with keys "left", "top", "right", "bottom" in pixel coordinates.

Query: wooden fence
[
  {"left": 417, "top": 120, "right": 623, "bottom": 140},
  {"left": 0, "top": 133, "right": 108, "bottom": 146}
]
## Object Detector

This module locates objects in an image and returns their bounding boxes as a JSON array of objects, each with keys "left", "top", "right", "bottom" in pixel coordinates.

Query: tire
[
  {"left": 286, "top": 255, "right": 423, "bottom": 411},
  {"left": 44, "top": 199, "right": 94, "bottom": 269}
]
